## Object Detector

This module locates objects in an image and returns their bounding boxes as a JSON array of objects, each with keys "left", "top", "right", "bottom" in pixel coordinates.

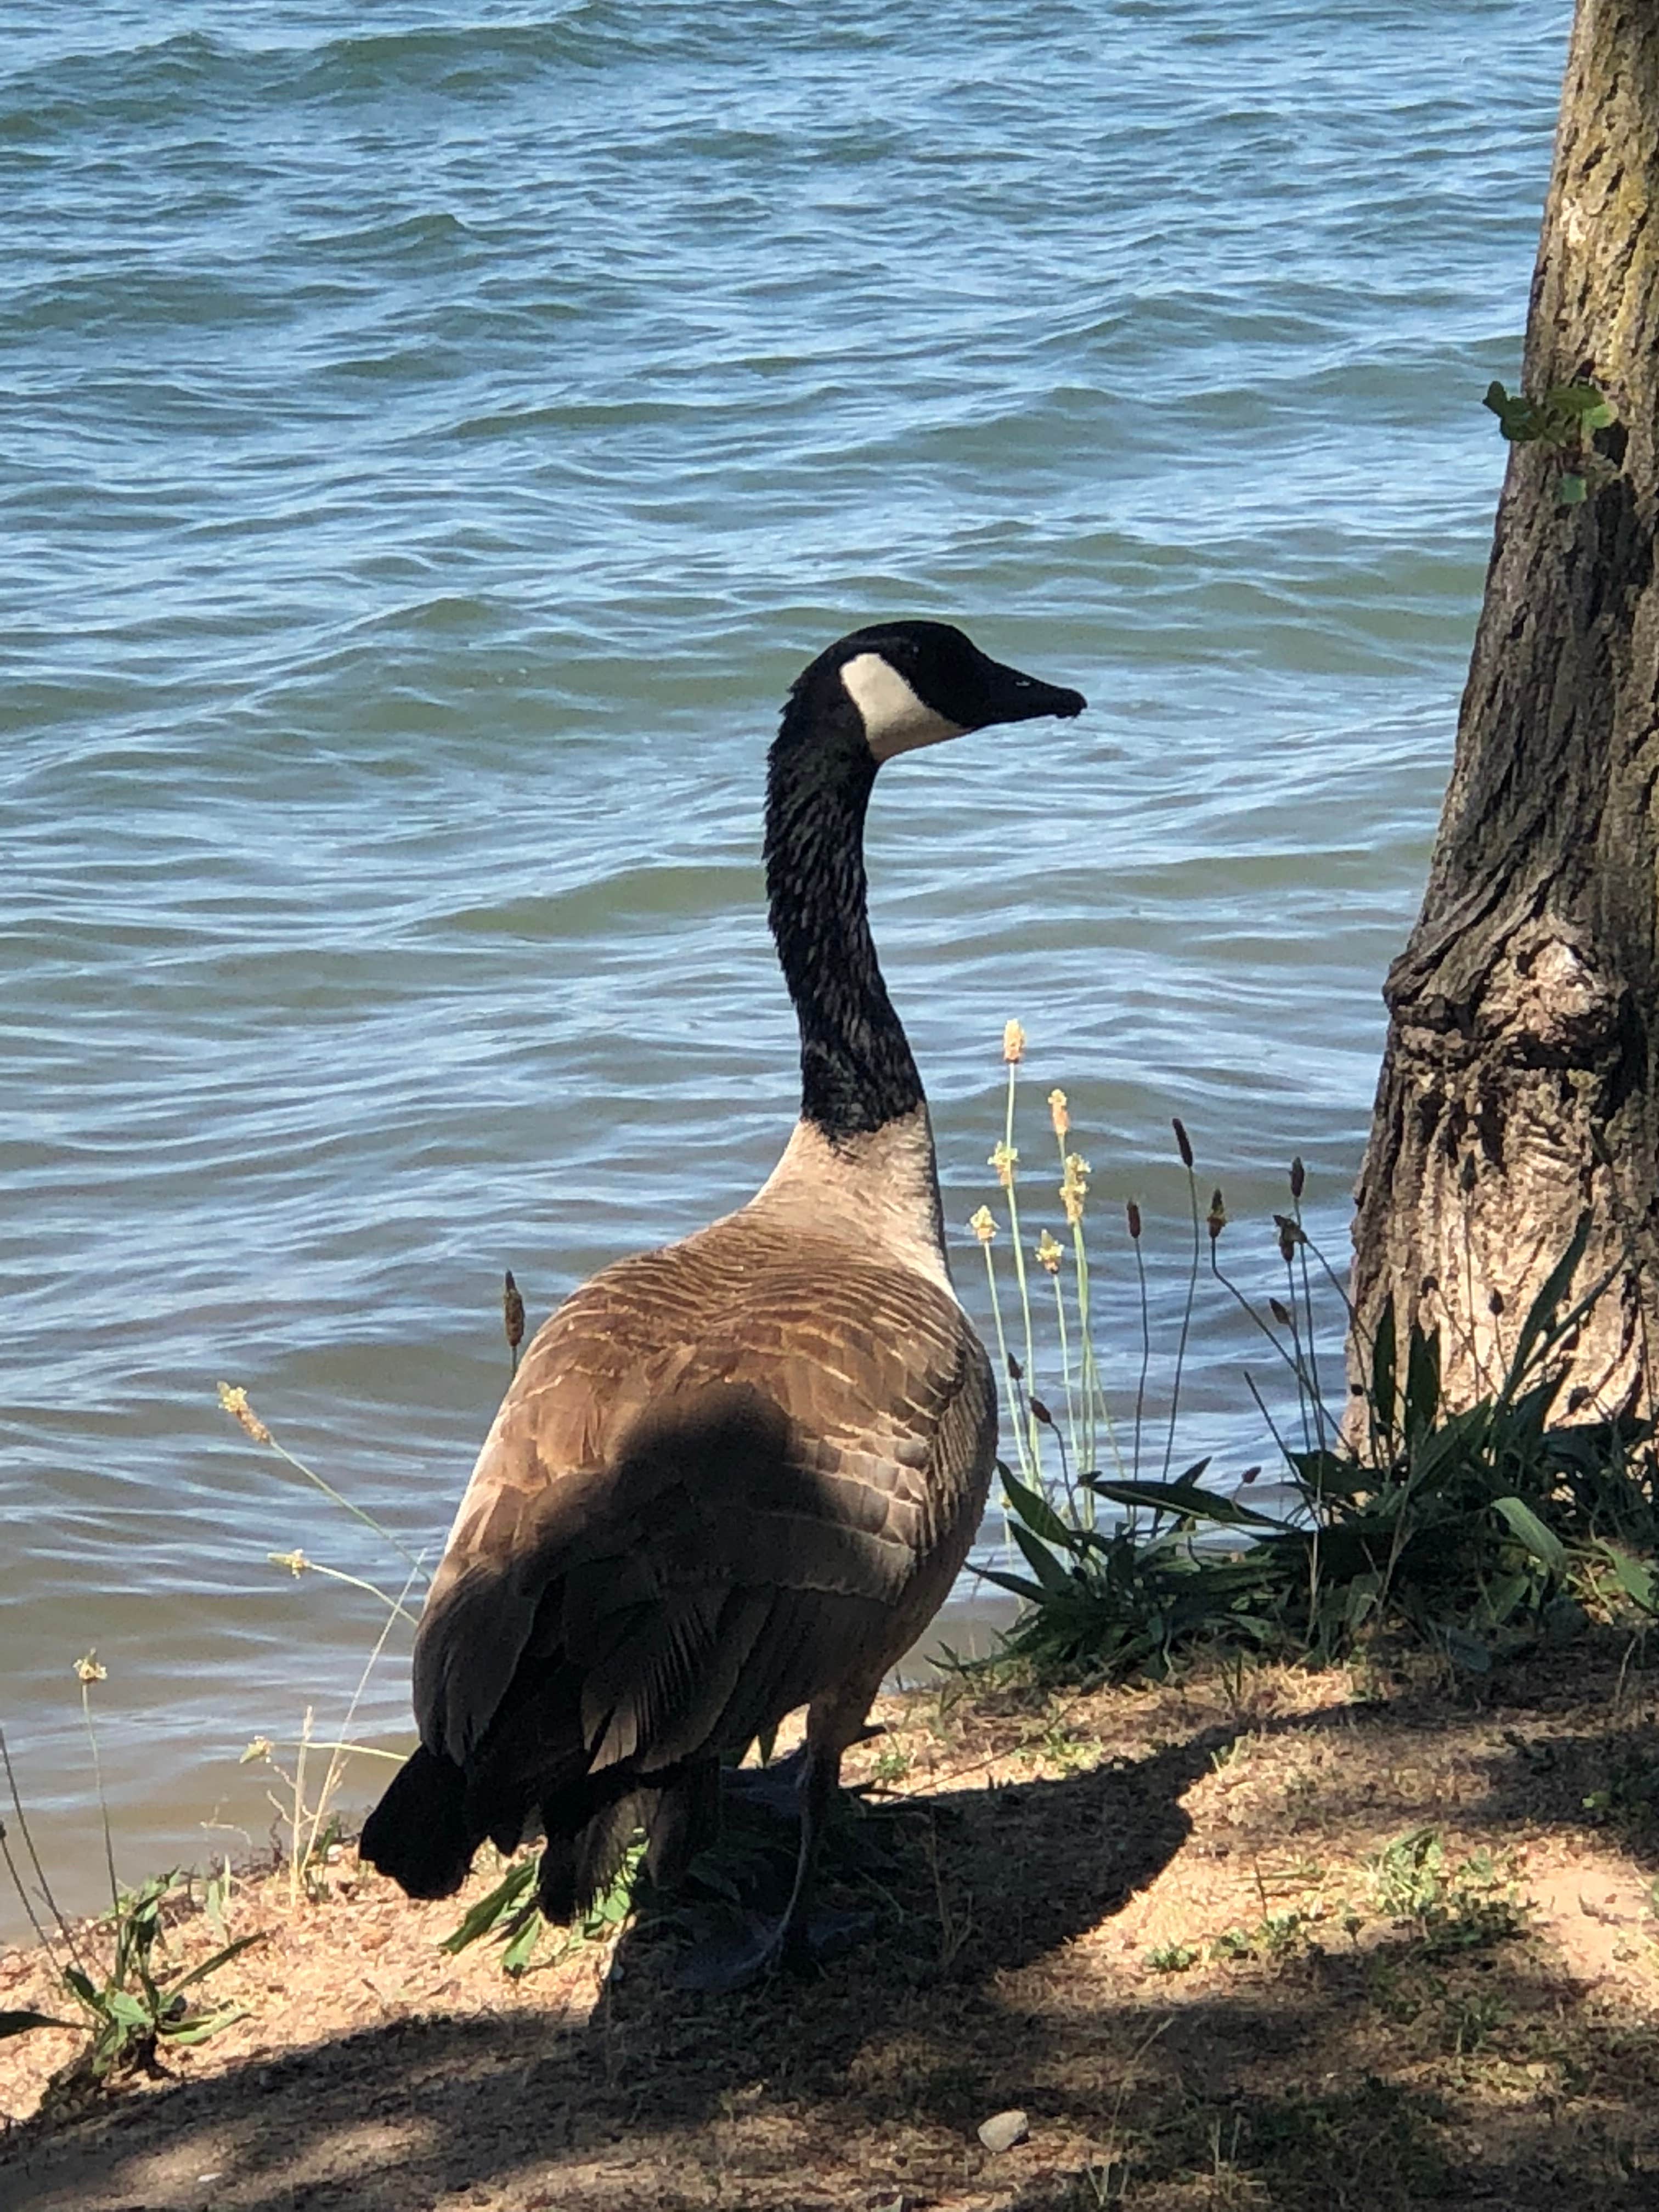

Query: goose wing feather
[{"left": 413, "top": 1215, "right": 994, "bottom": 1774}]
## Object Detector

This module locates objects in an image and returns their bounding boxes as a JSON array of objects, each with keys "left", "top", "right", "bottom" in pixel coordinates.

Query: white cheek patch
[{"left": 839, "top": 651, "right": 967, "bottom": 761}]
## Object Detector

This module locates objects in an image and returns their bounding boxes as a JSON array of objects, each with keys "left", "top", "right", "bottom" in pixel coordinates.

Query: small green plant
[
  {"left": 442, "top": 1837, "right": 645, "bottom": 1977},
  {"left": 58, "top": 1870, "right": 260, "bottom": 2083},
  {"left": 0, "top": 1669, "right": 262, "bottom": 2092},
  {"left": 1147, "top": 1939, "right": 1199, "bottom": 1973},
  {"left": 1441, "top": 1988, "right": 1510, "bottom": 2056},
  {"left": 1581, "top": 1745, "right": 1659, "bottom": 1833},
  {"left": 1483, "top": 376, "right": 1617, "bottom": 505},
  {"left": 1207, "top": 1910, "right": 1309, "bottom": 1966},
  {"left": 984, "top": 1455, "right": 1287, "bottom": 1678},
  {"left": 1367, "top": 1831, "right": 1523, "bottom": 1956},
  {"left": 1366, "top": 1956, "right": 1513, "bottom": 2057},
  {"left": 1036, "top": 1714, "right": 1097, "bottom": 1773},
  {"left": 868, "top": 1743, "right": 912, "bottom": 1789}
]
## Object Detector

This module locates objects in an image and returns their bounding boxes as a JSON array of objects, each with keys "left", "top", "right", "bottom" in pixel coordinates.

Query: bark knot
[{"left": 1483, "top": 921, "right": 1622, "bottom": 1059}]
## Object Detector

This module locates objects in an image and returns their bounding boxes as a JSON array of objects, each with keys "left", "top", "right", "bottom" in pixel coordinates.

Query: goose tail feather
[
  {"left": 535, "top": 1783, "right": 652, "bottom": 1923},
  {"left": 360, "top": 1743, "right": 476, "bottom": 1900}
]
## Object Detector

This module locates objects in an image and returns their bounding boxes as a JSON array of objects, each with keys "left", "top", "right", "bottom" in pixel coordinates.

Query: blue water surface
[{"left": 0, "top": 0, "right": 1570, "bottom": 1925}]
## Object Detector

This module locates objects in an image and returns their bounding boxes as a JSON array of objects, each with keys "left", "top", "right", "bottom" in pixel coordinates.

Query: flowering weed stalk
[
  {"left": 967, "top": 1023, "right": 1120, "bottom": 1539},
  {"left": 218, "top": 1384, "right": 429, "bottom": 1585},
  {"left": 216, "top": 1385, "right": 436, "bottom": 1906}
]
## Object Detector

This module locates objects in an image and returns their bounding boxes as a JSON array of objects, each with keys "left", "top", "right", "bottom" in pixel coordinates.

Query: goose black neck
[{"left": 764, "top": 709, "right": 924, "bottom": 1141}]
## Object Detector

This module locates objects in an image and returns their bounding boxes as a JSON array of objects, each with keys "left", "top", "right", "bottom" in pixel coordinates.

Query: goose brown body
[
  {"left": 415, "top": 1123, "right": 994, "bottom": 1848},
  {"left": 360, "top": 619, "right": 1085, "bottom": 1970}
]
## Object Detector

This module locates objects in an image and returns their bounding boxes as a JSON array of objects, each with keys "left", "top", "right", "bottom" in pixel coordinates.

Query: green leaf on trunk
[
  {"left": 1548, "top": 382, "right": 1612, "bottom": 417},
  {"left": 1404, "top": 1323, "right": 1441, "bottom": 1438},
  {"left": 1503, "top": 1213, "right": 1592, "bottom": 1395},
  {"left": 1369, "top": 1291, "right": 1398, "bottom": 1438}
]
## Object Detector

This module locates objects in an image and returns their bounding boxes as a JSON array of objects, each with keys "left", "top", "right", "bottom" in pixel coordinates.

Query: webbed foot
[
  {"left": 720, "top": 1748, "right": 808, "bottom": 1825},
  {"left": 678, "top": 1906, "right": 875, "bottom": 1993}
]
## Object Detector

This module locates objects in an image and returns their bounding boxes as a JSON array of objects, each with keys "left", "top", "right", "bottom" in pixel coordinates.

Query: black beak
[{"left": 978, "top": 657, "right": 1087, "bottom": 727}]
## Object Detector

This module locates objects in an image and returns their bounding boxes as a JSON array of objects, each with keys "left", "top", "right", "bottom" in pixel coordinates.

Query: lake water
[{"left": 2, "top": 0, "right": 1571, "bottom": 1932}]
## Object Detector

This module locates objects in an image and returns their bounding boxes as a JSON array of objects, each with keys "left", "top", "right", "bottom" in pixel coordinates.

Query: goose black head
[
  {"left": 781, "top": 619, "right": 1086, "bottom": 764},
  {"left": 764, "top": 620, "right": 1084, "bottom": 1139}
]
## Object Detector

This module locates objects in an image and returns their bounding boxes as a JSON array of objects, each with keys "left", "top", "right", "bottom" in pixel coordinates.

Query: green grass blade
[
  {"left": 1011, "top": 1519, "right": 1075, "bottom": 1594},
  {"left": 999, "top": 1463, "right": 1074, "bottom": 1548},
  {"left": 1491, "top": 1496, "right": 1567, "bottom": 1575},
  {"left": 502, "top": 1912, "right": 541, "bottom": 1976},
  {"left": 1088, "top": 1476, "right": 1280, "bottom": 1530},
  {"left": 977, "top": 1567, "right": 1052, "bottom": 1605},
  {"left": 1501, "top": 1214, "right": 1592, "bottom": 1397},
  {"left": 162, "top": 1931, "right": 266, "bottom": 1997},
  {"left": 441, "top": 1859, "right": 537, "bottom": 1954}
]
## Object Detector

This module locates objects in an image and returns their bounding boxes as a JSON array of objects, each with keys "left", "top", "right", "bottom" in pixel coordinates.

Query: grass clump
[
  {"left": 966, "top": 1025, "right": 1659, "bottom": 1684},
  {"left": 0, "top": 1379, "right": 434, "bottom": 2099}
]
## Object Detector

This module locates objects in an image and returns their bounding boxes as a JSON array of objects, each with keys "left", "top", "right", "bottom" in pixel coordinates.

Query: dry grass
[{"left": 3, "top": 1640, "right": 1659, "bottom": 2209}]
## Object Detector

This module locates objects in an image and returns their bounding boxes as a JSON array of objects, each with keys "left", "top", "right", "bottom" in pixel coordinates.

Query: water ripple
[{"left": 0, "top": 0, "right": 1573, "bottom": 1921}]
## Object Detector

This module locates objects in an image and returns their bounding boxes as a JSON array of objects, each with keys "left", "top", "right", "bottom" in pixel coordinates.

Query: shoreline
[{"left": 0, "top": 1592, "right": 1024, "bottom": 1955}]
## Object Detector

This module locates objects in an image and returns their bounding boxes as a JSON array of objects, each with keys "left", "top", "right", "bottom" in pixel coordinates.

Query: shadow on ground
[{"left": 5, "top": 1657, "right": 1659, "bottom": 2210}]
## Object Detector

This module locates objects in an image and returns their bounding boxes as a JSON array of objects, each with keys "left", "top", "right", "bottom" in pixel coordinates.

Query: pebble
[{"left": 977, "top": 2109, "right": 1030, "bottom": 2153}]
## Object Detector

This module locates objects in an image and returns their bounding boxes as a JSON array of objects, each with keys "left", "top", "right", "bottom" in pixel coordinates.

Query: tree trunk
[{"left": 1348, "top": 0, "right": 1659, "bottom": 1426}]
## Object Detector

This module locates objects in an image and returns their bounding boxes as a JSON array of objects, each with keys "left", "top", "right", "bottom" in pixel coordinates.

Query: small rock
[{"left": 978, "top": 2109, "right": 1029, "bottom": 2154}]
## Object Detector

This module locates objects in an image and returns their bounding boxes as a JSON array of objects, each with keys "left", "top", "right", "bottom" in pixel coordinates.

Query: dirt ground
[{"left": 4, "top": 1640, "right": 1659, "bottom": 2211}]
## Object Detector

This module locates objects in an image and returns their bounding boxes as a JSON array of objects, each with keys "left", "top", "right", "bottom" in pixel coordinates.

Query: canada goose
[{"left": 360, "top": 620, "right": 1086, "bottom": 1980}]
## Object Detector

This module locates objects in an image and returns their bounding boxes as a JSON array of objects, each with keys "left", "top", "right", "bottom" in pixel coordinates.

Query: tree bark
[{"left": 1348, "top": 0, "right": 1659, "bottom": 1425}]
